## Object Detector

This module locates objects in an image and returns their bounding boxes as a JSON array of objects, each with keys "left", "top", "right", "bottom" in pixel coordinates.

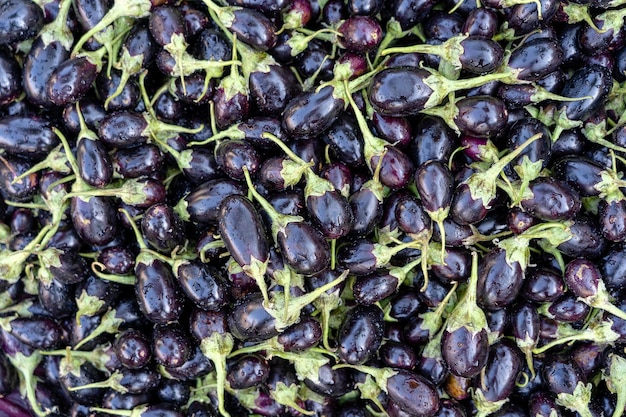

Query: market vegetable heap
[{"left": 1, "top": 0, "right": 626, "bottom": 416}]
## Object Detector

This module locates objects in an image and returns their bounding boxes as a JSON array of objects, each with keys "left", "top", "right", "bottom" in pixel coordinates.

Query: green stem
[
  {"left": 40, "top": 0, "right": 74, "bottom": 50},
  {"left": 91, "top": 262, "right": 135, "bottom": 285},
  {"left": 71, "top": 0, "right": 152, "bottom": 55},
  {"left": 11, "top": 352, "right": 46, "bottom": 417},
  {"left": 343, "top": 80, "right": 388, "bottom": 171},
  {"left": 242, "top": 166, "right": 302, "bottom": 242}
]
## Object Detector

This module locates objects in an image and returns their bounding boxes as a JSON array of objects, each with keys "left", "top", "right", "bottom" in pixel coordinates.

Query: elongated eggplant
[
  {"left": 552, "top": 65, "right": 612, "bottom": 139},
  {"left": 47, "top": 56, "right": 100, "bottom": 107},
  {"left": 0, "top": 115, "right": 58, "bottom": 160},
  {"left": 175, "top": 179, "right": 245, "bottom": 224},
  {"left": 283, "top": 85, "right": 345, "bottom": 139},
  {"left": 218, "top": 194, "right": 270, "bottom": 304},
  {"left": 337, "top": 305, "right": 384, "bottom": 364}
]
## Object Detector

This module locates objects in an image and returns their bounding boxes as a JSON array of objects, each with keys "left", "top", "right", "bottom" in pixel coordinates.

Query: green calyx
[
  {"left": 445, "top": 252, "right": 488, "bottom": 334},
  {"left": 343, "top": 80, "right": 391, "bottom": 174},
  {"left": 90, "top": 405, "right": 148, "bottom": 417},
  {"left": 200, "top": 332, "right": 235, "bottom": 417},
  {"left": 355, "top": 374, "right": 388, "bottom": 414},
  {"left": 287, "top": 29, "right": 339, "bottom": 57},
  {"left": 64, "top": 178, "right": 153, "bottom": 206},
  {"left": 10, "top": 144, "right": 70, "bottom": 185},
  {"left": 105, "top": 47, "right": 144, "bottom": 109},
  {"left": 9, "top": 351, "right": 46, "bottom": 417},
  {"left": 71, "top": 0, "right": 152, "bottom": 56},
  {"left": 41, "top": 344, "right": 116, "bottom": 373},
  {"left": 419, "top": 282, "right": 458, "bottom": 338},
  {"left": 74, "top": 308, "right": 124, "bottom": 350},
  {"left": 68, "top": 370, "right": 128, "bottom": 394},
  {"left": 556, "top": 381, "right": 594, "bottom": 417},
  {"left": 40, "top": 0, "right": 74, "bottom": 49},
  {"left": 271, "top": 350, "right": 332, "bottom": 384},
  {"left": 332, "top": 363, "right": 397, "bottom": 393},
  {"left": 496, "top": 221, "right": 571, "bottom": 271},
  {"left": 259, "top": 132, "right": 336, "bottom": 199},
  {"left": 604, "top": 353, "right": 626, "bottom": 417},
  {"left": 202, "top": 0, "right": 237, "bottom": 28},
  {"left": 594, "top": 169, "right": 626, "bottom": 204},
  {"left": 465, "top": 132, "right": 543, "bottom": 208},
  {"left": 471, "top": 387, "right": 510, "bottom": 417},
  {"left": 270, "top": 381, "right": 315, "bottom": 415},
  {"left": 596, "top": 8, "right": 626, "bottom": 34},
  {"left": 75, "top": 290, "right": 106, "bottom": 325},
  {"left": 533, "top": 316, "right": 619, "bottom": 354},
  {"left": 516, "top": 333, "right": 538, "bottom": 379},
  {"left": 265, "top": 270, "right": 348, "bottom": 331},
  {"left": 505, "top": 155, "right": 544, "bottom": 206},
  {"left": 381, "top": 34, "right": 468, "bottom": 70},
  {"left": 562, "top": 2, "right": 603, "bottom": 31},
  {"left": 242, "top": 165, "right": 303, "bottom": 242},
  {"left": 423, "top": 68, "right": 523, "bottom": 111}
]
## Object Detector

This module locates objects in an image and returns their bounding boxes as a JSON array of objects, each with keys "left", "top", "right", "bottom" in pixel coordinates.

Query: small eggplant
[
  {"left": 218, "top": 194, "right": 270, "bottom": 305},
  {"left": 441, "top": 252, "right": 489, "bottom": 378}
]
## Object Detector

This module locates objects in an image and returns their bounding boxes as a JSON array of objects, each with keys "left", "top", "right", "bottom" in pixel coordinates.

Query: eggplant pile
[{"left": 2, "top": 0, "right": 626, "bottom": 416}]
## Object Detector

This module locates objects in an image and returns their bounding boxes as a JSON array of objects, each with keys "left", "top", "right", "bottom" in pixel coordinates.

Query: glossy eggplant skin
[
  {"left": 0, "top": 0, "right": 44, "bottom": 44},
  {"left": 304, "top": 363, "right": 354, "bottom": 398},
  {"left": 557, "top": 216, "right": 608, "bottom": 259},
  {"left": 522, "top": 268, "right": 564, "bottom": 302},
  {"left": 337, "top": 305, "right": 384, "bottom": 365},
  {"left": 454, "top": 96, "right": 508, "bottom": 138},
  {"left": 0, "top": 152, "right": 40, "bottom": 199},
  {"left": 322, "top": 114, "right": 365, "bottom": 167},
  {"left": 283, "top": 86, "right": 345, "bottom": 139},
  {"left": 410, "top": 116, "right": 455, "bottom": 166},
  {"left": 368, "top": 68, "right": 434, "bottom": 116},
  {"left": 477, "top": 248, "right": 524, "bottom": 310},
  {"left": 520, "top": 177, "right": 581, "bottom": 221},
  {"left": 46, "top": 57, "right": 99, "bottom": 107},
  {"left": 543, "top": 355, "right": 586, "bottom": 396},
  {"left": 70, "top": 196, "right": 119, "bottom": 247},
  {"left": 505, "top": 118, "right": 552, "bottom": 176},
  {"left": 458, "top": 37, "right": 504, "bottom": 75},
  {"left": 135, "top": 259, "right": 185, "bottom": 325},
  {"left": 277, "top": 221, "right": 330, "bottom": 275},
  {"left": 98, "top": 111, "right": 149, "bottom": 149},
  {"left": 23, "top": 38, "right": 70, "bottom": 106},
  {"left": 508, "top": 38, "right": 563, "bottom": 81},
  {"left": 386, "top": 370, "right": 440, "bottom": 417},
  {"left": 0, "top": 48, "right": 21, "bottom": 106},
  {"left": 227, "top": 292, "right": 279, "bottom": 342},
  {"left": 249, "top": 65, "right": 300, "bottom": 115},
  {"left": 218, "top": 194, "right": 269, "bottom": 275},
  {"left": 476, "top": 339, "right": 523, "bottom": 402},
  {"left": 554, "top": 156, "right": 603, "bottom": 197},
  {"left": 276, "top": 317, "right": 322, "bottom": 352},
  {"left": 182, "top": 179, "right": 245, "bottom": 224},
  {"left": 441, "top": 327, "right": 489, "bottom": 378},
  {"left": 0, "top": 115, "right": 58, "bottom": 160},
  {"left": 308, "top": 190, "right": 354, "bottom": 239},
  {"left": 229, "top": 7, "right": 277, "bottom": 51},
  {"left": 77, "top": 137, "right": 113, "bottom": 188},
  {"left": 559, "top": 65, "right": 612, "bottom": 122},
  {"left": 175, "top": 260, "right": 229, "bottom": 311}
]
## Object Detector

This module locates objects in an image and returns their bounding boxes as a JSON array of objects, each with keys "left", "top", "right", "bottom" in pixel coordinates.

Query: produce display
[{"left": 1, "top": 0, "right": 626, "bottom": 416}]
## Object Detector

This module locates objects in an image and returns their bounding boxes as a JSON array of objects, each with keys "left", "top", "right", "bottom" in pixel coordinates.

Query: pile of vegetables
[{"left": 1, "top": 0, "right": 626, "bottom": 415}]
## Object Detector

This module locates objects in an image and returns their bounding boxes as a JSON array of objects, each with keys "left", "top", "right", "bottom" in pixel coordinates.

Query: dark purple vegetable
[
  {"left": 0, "top": 0, "right": 44, "bottom": 45},
  {"left": 442, "top": 252, "right": 489, "bottom": 378},
  {"left": 337, "top": 304, "right": 384, "bottom": 365},
  {"left": 218, "top": 194, "right": 270, "bottom": 304}
]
